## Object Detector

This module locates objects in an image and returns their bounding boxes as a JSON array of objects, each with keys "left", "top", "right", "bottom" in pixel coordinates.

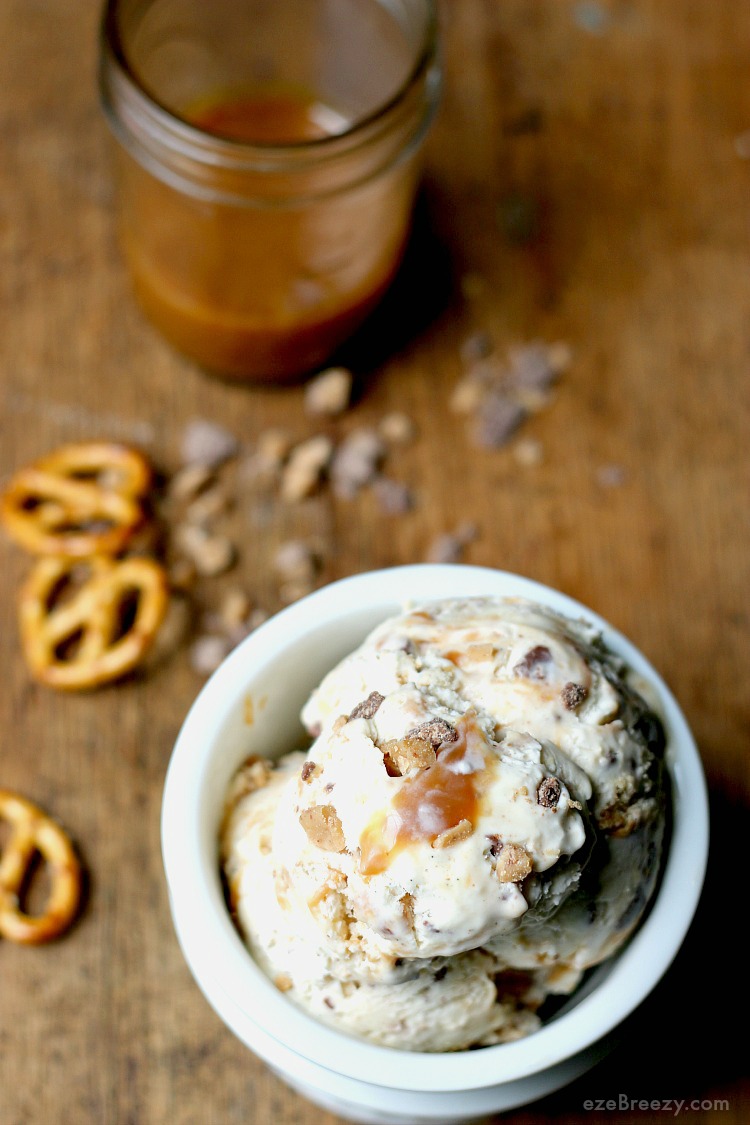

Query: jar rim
[{"left": 100, "top": 0, "right": 439, "bottom": 163}]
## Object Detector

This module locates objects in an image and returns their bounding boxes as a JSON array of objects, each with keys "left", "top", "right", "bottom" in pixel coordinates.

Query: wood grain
[{"left": 1, "top": 1, "right": 748, "bottom": 1122}]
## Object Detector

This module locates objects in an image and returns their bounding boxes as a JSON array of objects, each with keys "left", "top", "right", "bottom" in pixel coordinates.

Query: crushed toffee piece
[
  {"left": 537, "top": 776, "right": 562, "bottom": 808},
  {"left": 513, "top": 645, "right": 553, "bottom": 680},
  {"left": 561, "top": 681, "right": 588, "bottom": 710},
  {"left": 405, "top": 718, "right": 458, "bottom": 749},
  {"left": 349, "top": 691, "right": 385, "bottom": 720}
]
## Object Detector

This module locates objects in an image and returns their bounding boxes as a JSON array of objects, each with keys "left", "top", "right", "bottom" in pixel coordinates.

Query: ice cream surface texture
[{"left": 221, "top": 596, "right": 667, "bottom": 1051}]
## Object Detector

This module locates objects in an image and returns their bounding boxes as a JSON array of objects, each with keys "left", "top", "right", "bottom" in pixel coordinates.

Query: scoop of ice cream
[
  {"left": 274, "top": 710, "right": 591, "bottom": 970},
  {"left": 222, "top": 596, "right": 667, "bottom": 1050}
]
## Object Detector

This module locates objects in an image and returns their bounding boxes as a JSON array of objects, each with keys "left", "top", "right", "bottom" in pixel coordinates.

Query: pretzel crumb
[
  {"left": 299, "top": 805, "right": 346, "bottom": 852},
  {"left": 175, "top": 524, "right": 235, "bottom": 577},
  {"left": 432, "top": 818, "right": 473, "bottom": 849},
  {"left": 495, "top": 842, "right": 533, "bottom": 883},
  {"left": 304, "top": 367, "right": 353, "bottom": 417},
  {"left": 378, "top": 412, "right": 416, "bottom": 445},
  {"left": 166, "top": 462, "right": 216, "bottom": 503},
  {"left": 382, "top": 736, "right": 436, "bottom": 776},
  {"left": 225, "top": 756, "right": 273, "bottom": 808},
  {"left": 280, "top": 436, "right": 333, "bottom": 502}
]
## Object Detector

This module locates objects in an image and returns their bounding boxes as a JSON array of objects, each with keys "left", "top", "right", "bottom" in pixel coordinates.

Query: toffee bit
[
  {"left": 372, "top": 476, "right": 414, "bottom": 516},
  {"left": 332, "top": 714, "right": 348, "bottom": 733},
  {"left": 405, "top": 718, "right": 458, "bottom": 749},
  {"left": 330, "top": 428, "right": 385, "bottom": 497},
  {"left": 189, "top": 634, "right": 230, "bottom": 676},
  {"left": 274, "top": 540, "right": 317, "bottom": 583},
  {"left": 301, "top": 761, "right": 319, "bottom": 783},
  {"left": 494, "top": 969, "right": 535, "bottom": 1002},
  {"left": 349, "top": 691, "right": 385, "bottom": 720},
  {"left": 460, "top": 330, "right": 494, "bottom": 364},
  {"left": 495, "top": 842, "right": 533, "bottom": 883},
  {"left": 508, "top": 342, "right": 559, "bottom": 394},
  {"left": 424, "top": 521, "right": 478, "bottom": 564},
  {"left": 472, "top": 389, "right": 527, "bottom": 449},
  {"left": 595, "top": 463, "right": 627, "bottom": 489},
  {"left": 561, "top": 681, "right": 588, "bottom": 709},
  {"left": 537, "top": 776, "right": 562, "bottom": 808},
  {"left": 513, "top": 645, "right": 553, "bottom": 680},
  {"left": 180, "top": 419, "right": 239, "bottom": 467}
]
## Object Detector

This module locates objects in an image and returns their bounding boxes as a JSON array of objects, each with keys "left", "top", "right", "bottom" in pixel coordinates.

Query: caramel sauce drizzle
[{"left": 359, "top": 714, "right": 489, "bottom": 876}]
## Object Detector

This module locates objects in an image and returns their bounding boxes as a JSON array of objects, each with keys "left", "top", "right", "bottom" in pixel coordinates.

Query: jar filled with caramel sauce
[{"left": 99, "top": 0, "right": 440, "bottom": 382}]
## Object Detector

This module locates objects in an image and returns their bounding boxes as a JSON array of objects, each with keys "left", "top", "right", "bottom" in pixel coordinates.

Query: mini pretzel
[
  {"left": 19, "top": 555, "right": 169, "bottom": 690},
  {"left": 0, "top": 790, "right": 82, "bottom": 944},
  {"left": 1, "top": 442, "right": 152, "bottom": 557}
]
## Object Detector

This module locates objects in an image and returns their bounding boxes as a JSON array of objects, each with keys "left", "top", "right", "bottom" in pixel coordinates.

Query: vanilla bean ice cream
[{"left": 221, "top": 596, "right": 667, "bottom": 1051}]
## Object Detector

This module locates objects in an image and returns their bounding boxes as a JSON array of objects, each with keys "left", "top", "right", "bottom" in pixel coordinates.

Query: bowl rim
[{"left": 162, "top": 563, "right": 709, "bottom": 1094}]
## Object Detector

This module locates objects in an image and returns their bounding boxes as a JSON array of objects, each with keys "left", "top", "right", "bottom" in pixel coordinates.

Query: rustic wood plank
[{"left": 1, "top": 0, "right": 747, "bottom": 1122}]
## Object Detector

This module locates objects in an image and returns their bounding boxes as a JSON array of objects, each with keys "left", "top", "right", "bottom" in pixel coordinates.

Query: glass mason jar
[{"left": 99, "top": 0, "right": 441, "bottom": 382}]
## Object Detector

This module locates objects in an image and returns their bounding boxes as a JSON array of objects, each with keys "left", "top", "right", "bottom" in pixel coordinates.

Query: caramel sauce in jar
[
  {"left": 100, "top": 0, "right": 440, "bottom": 382},
  {"left": 359, "top": 717, "right": 488, "bottom": 876},
  {"left": 118, "top": 89, "right": 419, "bottom": 380},
  {"left": 189, "top": 92, "right": 334, "bottom": 144}
]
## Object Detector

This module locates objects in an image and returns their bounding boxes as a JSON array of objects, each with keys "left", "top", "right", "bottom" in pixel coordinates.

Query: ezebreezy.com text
[{"left": 583, "top": 1097, "right": 730, "bottom": 1115}]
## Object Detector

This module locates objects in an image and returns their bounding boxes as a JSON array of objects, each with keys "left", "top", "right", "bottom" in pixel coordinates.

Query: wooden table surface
[{"left": 1, "top": 1, "right": 748, "bottom": 1122}]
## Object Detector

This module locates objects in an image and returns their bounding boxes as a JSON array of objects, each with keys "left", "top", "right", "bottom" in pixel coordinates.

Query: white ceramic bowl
[{"left": 161, "top": 565, "right": 709, "bottom": 1125}]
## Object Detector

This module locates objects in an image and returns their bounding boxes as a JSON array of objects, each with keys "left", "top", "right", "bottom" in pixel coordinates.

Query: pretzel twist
[
  {"left": 20, "top": 555, "right": 169, "bottom": 690},
  {"left": 0, "top": 790, "right": 82, "bottom": 944},
  {"left": 1, "top": 442, "right": 152, "bottom": 557}
]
